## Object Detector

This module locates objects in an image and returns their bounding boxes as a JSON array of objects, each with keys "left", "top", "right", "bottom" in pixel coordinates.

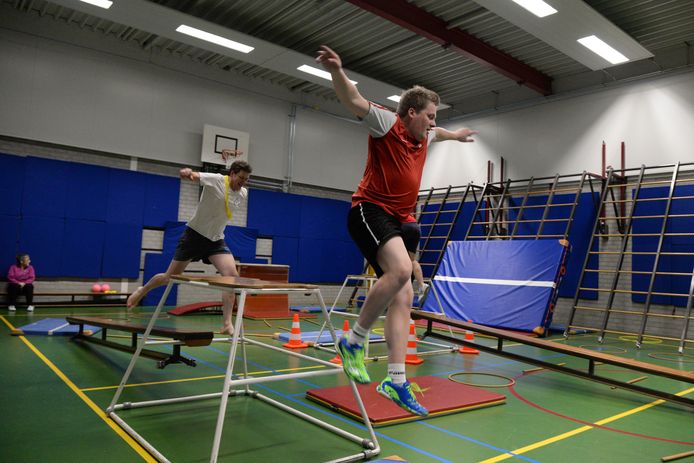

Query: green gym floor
[{"left": 1, "top": 306, "right": 692, "bottom": 463}]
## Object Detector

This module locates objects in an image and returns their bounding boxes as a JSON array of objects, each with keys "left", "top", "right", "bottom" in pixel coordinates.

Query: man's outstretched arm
[
  {"left": 316, "top": 45, "right": 370, "bottom": 119},
  {"left": 433, "top": 127, "right": 478, "bottom": 143}
]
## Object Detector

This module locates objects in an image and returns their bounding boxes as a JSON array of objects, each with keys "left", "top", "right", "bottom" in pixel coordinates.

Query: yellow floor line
[
  {"left": 81, "top": 364, "right": 326, "bottom": 392},
  {"left": 0, "top": 316, "right": 156, "bottom": 462},
  {"left": 478, "top": 387, "right": 694, "bottom": 463}
]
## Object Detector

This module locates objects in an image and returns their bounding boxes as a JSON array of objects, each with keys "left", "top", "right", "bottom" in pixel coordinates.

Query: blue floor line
[
  {"left": 419, "top": 422, "right": 543, "bottom": 463},
  {"left": 187, "top": 337, "right": 563, "bottom": 462},
  {"left": 195, "top": 346, "right": 452, "bottom": 461}
]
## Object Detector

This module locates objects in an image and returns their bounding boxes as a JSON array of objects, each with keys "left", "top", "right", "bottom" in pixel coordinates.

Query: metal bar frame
[
  {"left": 106, "top": 279, "right": 380, "bottom": 463},
  {"left": 596, "top": 165, "right": 646, "bottom": 342},
  {"left": 564, "top": 168, "right": 614, "bottom": 335},
  {"left": 636, "top": 162, "right": 681, "bottom": 347}
]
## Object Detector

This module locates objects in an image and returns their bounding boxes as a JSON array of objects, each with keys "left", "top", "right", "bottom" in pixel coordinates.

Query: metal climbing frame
[
  {"left": 416, "top": 183, "right": 481, "bottom": 281},
  {"left": 464, "top": 171, "right": 604, "bottom": 241},
  {"left": 107, "top": 276, "right": 379, "bottom": 463},
  {"left": 564, "top": 162, "right": 694, "bottom": 353},
  {"left": 313, "top": 274, "right": 459, "bottom": 361}
]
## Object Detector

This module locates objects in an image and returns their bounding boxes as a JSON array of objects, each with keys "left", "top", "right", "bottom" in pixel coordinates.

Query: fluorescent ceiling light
[
  {"left": 175, "top": 25, "right": 254, "bottom": 54},
  {"left": 80, "top": 0, "right": 113, "bottom": 8},
  {"left": 511, "top": 0, "right": 557, "bottom": 18},
  {"left": 297, "top": 65, "right": 358, "bottom": 85},
  {"left": 387, "top": 95, "right": 401, "bottom": 103},
  {"left": 577, "top": 35, "right": 628, "bottom": 64}
]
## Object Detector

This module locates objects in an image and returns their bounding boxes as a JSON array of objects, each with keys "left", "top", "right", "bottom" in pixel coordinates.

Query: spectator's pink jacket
[{"left": 7, "top": 265, "right": 35, "bottom": 285}]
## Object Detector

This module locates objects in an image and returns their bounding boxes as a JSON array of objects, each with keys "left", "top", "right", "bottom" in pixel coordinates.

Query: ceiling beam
[{"left": 346, "top": 0, "right": 552, "bottom": 96}]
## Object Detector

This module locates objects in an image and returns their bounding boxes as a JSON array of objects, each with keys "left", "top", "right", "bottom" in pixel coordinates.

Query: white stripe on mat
[
  {"left": 48, "top": 322, "right": 70, "bottom": 336},
  {"left": 434, "top": 275, "right": 555, "bottom": 288}
]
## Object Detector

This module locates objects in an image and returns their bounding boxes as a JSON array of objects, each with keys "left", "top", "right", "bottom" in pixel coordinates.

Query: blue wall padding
[
  {"left": 0, "top": 153, "right": 181, "bottom": 279},
  {"left": 162, "top": 221, "right": 187, "bottom": 254},
  {"left": 161, "top": 222, "right": 259, "bottom": 263},
  {"left": 632, "top": 185, "right": 694, "bottom": 307},
  {"left": 61, "top": 220, "right": 105, "bottom": 277},
  {"left": 294, "top": 238, "right": 362, "bottom": 283},
  {"left": 106, "top": 169, "right": 146, "bottom": 225},
  {"left": 142, "top": 252, "right": 177, "bottom": 306},
  {"left": 102, "top": 223, "right": 141, "bottom": 278},
  {"left": 144, "top": 174, "right": 180, "bottom": 227},
  {"left": 299, "top": 196, "right": 351, "bottom": 241},
  {"left": 272, "top": 236, "right": 300, "bottom": 281},
  {"left": 65, "top": 163, "right": 109, "bottom": 221},
  {"left": 506, "top": 191, "right": 600, "bottom": 299},
  {"left": 22, "top": 157, "right": 71, "bottom": 218},
  {"left": 0, "top": 153, "right": 25, "bottom": 216},
  {"left": 247, "top": 189, "right": 302, "bottom": 237},
  {"left": 422, "top": 240, "right": 569, "bottom": 334},
  {"left": 19, "top": 216, "right": 65, "bottom": 277},
  {"left": 224, "top": 226, "right": 259, "bottom": 261},
  {"left": 0, "top": 215, "right": 20, "bottom": 271}
]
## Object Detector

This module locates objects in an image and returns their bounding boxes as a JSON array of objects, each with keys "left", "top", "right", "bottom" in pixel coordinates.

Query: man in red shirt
[{"left": 316, "top": 45, "right": 477, "bottom": 416}]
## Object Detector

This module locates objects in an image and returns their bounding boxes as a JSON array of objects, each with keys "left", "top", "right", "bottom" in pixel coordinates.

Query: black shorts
[
  {"left": 173, "top": 227, "right": 231, "bottom": 264},
  {"left": 347, "top": 202, "right": 419, "bottom": 277}
]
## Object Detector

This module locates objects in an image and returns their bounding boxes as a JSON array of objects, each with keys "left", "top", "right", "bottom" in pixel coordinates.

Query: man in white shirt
[{"left": 127, "top": 159, "right": 251, "bottom": 336}]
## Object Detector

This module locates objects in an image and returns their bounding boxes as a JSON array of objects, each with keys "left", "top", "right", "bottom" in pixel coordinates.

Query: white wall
[
  {"left": 293, "top": 108, "right": 366, "bottom": 191},
  {"left": 423, "top": 70, "right": 694, "bottom": 189},
  {"left": 0, "top": 26, "right": 363, "bottom": 189}
]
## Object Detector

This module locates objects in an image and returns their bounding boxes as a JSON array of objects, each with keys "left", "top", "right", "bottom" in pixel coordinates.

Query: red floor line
[{"left": 508, "top": 384, "right": 693, "bottom": 446}]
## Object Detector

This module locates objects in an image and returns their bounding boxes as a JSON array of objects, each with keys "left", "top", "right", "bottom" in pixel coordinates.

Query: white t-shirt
[{"left": 187, "top": 173, "right": 248, "bottom": 241}]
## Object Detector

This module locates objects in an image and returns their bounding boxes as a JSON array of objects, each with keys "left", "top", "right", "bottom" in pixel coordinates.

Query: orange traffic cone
[
  {"left": 459, "top": 320, "right": 479, "bottom": 354},
  {"left": 283, "top": 314, "right": 308, "bottom": 349},
  {"left": 329, "top": 319, "right": 350, "bottom": 364},
  {"left": 405, "top": 319, "right": 424, "bottom": 365}
]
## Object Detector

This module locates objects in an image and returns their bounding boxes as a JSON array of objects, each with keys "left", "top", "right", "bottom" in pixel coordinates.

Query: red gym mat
[{"left": 306, "top": 375, "right": 505, "bottom": 426}]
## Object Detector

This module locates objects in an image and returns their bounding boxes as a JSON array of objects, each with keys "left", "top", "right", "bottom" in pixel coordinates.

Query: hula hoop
[
  {"left": 448, "top": 372, "right": 515, "bottom": 388},
  {"left": 618, "top": 335, "right": 662, "bottom": 344},
  {"left": 372, "top": 327, "right": 385, "bottom": 335},
  {"left": 578, "top": 344, "right": 627, "bottom": 354},
  {"left": 647, "top": 352, "right": 694, "bottom": 363}
]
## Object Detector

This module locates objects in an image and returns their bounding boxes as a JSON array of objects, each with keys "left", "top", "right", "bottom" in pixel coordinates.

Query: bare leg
[
  {"left": 357, "top": 237, "right": 412, "bottom": 329},
  {"left": 208, "top": 253, "right": 239, "bottom": 335},
  {"left": 127, "top": 259, "right": 190, "bottom": 310},
  {"left": 384, "top": 283, "right": 414, "bottom": 364}
]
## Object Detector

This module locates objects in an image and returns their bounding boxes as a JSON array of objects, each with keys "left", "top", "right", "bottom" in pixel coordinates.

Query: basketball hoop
[{"left": 221, "top": 149, "right": 243, "bottom": 169}]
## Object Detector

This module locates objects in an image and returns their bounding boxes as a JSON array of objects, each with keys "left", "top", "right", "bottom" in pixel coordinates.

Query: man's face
[
  {"left": 229, "top": 170, "right": 250, "bottom": 191},
  {"left": 405, "top": 101, "right": 437, "bottom": 142}
]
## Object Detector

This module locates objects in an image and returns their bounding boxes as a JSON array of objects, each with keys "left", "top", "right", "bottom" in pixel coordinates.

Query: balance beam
[
  {"left": 66, "top": 316, "right": 213, "bottom": 369},
  {"left": 411, "top": 310, "right": 694, "bottom": 408}
]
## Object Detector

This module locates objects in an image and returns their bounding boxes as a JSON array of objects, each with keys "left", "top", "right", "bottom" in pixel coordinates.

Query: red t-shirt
[{"left": 352, "top": 104, "right": 435, "bottom": 223}]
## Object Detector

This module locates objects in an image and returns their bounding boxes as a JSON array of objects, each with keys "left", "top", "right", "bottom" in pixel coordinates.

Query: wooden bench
[
  {"left": 411, "top": 310, "right": 694, "bottom": 408},
  {"left": 66, "top": 315, "right": 214, "bottom": 369},
  {"left": 1, "top": 292, "right": 131, "bottom": 307}
]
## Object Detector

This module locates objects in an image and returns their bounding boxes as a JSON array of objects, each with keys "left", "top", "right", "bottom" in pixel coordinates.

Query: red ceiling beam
[{"left": 346, "top": 0, "right": 552, "bottom": 96}]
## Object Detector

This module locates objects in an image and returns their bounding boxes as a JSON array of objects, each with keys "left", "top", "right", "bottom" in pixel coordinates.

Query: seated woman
[{"left": 7, "top": 253, "right": 35, "bottom": 312}]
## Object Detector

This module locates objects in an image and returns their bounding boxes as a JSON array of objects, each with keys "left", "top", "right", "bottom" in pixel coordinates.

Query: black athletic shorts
[
  {"left": 173, "top": 227, "right": 231, "bottom": 264},
  {"left": 347, "top": 202, "right": 418, "bottom": 277}
]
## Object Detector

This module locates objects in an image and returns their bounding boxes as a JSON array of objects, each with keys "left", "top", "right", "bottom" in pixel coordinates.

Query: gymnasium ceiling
[{"left": 2, "top": 0, "right": 694, "bottom": 120}]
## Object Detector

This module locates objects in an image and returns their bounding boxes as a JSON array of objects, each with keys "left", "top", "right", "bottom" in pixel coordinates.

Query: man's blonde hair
[{"left": 396, "top": 85, "right": 440, "bottom": 118}]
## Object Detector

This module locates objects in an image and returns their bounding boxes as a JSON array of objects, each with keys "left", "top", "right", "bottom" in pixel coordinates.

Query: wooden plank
[
  {"left": 172, "top": 275, "right": 318, "bottom": 290},
  {"left": 411, "top": 310, "right": 694, "bottom": 384},
  {"left": 66, "top": 316, "right": 213, "bottom": 347}
]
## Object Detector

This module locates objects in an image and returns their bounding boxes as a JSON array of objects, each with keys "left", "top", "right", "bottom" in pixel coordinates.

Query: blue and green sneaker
[
  {"left": 376, "top": 376, "right": 429, "bottom": 416},
  {"left": 336, "top": 336, "right": 370, "bottom": 384}
]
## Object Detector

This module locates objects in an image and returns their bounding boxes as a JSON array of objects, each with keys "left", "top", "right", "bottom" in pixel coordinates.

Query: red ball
[
  {"left": 101, "top": 284, "right": 111, "bottom": 292},
  {"left": 92, "top": 284, "right": 102, "bottom": 293}
]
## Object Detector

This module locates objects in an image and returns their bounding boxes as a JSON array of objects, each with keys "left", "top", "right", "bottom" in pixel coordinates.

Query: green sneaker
[
  {"left": 336, "top": 336, "right": 370, "bottom": 384},
  {"left": 377, "top": 376, "right": 429, "bottom": 416}
]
